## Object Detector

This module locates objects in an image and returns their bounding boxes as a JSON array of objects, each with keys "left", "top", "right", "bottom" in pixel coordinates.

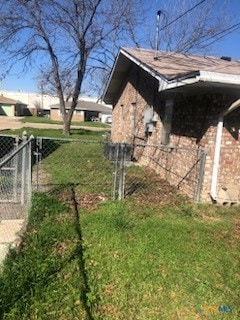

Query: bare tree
[
  {"left": 81, "top": 0, "right": 237, "bottom": 99},
  {"left": 0, "top": 0, "right": 236, "bottom": 135},
  {"left": 0, "top": 0, "right": 147, "bottom": 134},
  {"left": 33, "top": 100, "right": 42, "bottom": 114}
]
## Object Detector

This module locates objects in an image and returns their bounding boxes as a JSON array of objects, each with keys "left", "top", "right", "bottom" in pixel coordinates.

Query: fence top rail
[
  {"left": 0, "top": 134, "right": 20, "bottom": 139},
  {"left": 0, "top": 136, "right": 33, "bottom": 169}
]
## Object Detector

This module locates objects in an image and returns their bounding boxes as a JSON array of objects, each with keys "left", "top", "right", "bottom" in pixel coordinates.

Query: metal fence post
[
  {"left": 21, "top": 148, "right": 26, "bottom": 204},
  {"left": 35, "top": 137, "right": 42, "bottom": 191},
  {"left": 112, "top": 144, "right": 119, "bottom": 200},
  {"left": 195, "top": 149, "right": 207, "bottom": 202},
  {"left": 118, "top": 143, "right": 126, "bottom": 200},
  {"left": 27, "top": 138, "right": 33, "bottom": 208},
  {"left": 13, "top": 136, "right": 20, "bottom": 202}
]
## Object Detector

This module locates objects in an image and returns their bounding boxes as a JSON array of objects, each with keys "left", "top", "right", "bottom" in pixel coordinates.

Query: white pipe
[
  {"left": 210, "top": 115, "right": 223, "bottom": 201},
  {"left": 210, "top": 99, "right": 240, "bottom": 201},
  {"left": 223, "top": 98, "right": 240, "bottom": 116}
]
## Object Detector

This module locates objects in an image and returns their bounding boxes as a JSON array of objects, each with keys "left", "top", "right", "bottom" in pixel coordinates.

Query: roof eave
[
  {"left": 102, "top": 49, "right": 124, "bottom": 104},
  {"left": 159, "top": 70, "right": 240, "bottom": 92},
  {"left": 103, "top": 47, "right": 167, "bottom": 104}
]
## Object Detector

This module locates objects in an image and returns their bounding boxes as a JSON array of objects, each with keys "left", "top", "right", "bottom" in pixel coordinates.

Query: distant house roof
[
  {"left": 0, "top": 95, "right": 25, "bottom": 105},
  {"left": 103, "top": 47, "right": 240, "bottom": 104},
  {"left": 51, "top": 100, "right": 112, "bottom": 113}
]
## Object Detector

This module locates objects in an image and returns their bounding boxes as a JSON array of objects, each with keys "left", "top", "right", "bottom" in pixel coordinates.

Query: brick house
[{"left": 103, "top": 47, "right": 240, "bottom": 203}]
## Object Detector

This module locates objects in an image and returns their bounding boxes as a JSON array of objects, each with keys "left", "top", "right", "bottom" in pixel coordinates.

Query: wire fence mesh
[
  {"left": 0, "top": 134, "right": 21, "bottom": 160},
  {"left": 33, "top": 138, "right": 206, "bottom": 206},
  {"left": 0, "top": 135, "right": 208, "bottom": 215},
  {"left": 0, "top": 137, "right": 32, "bottom": 218},
  {"left": 33, "top": 137, "right": 118, "bottom": 208},
  {"left": 125, "top": 143, "right": 207, "bottom": 202},
  {"left": 0, "top": 137, "right": 33, "bottom": 265}
]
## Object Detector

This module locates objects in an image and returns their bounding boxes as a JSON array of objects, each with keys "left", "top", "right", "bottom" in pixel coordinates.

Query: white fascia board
[
  {"left": 158, "top": 70, "right": 240, "bottom": 92},
  {"left": 159, "top": 77, "right": 198, "bottom": 92},
  {"left": 197, "top": 70, "right": 240, "bottom": 85},
  {"left": 102, "top": 49, "right": 123, "bottom": 100}
]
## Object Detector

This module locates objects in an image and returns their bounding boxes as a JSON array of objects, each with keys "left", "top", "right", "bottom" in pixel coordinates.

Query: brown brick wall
[{"left": 51, "top": 109, "right": 84, "bottom": 122}]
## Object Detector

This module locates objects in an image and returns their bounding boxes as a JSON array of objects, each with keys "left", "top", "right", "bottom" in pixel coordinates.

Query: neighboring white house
[{"left": 0, "top": 90, "right": 60, "bottom": 115}]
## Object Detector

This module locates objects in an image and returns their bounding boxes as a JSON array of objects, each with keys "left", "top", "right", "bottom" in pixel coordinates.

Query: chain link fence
[
  {"left": 126, "top": 143, "right": 207, "bottom": 202},
  {"left": 0, "top": 134, "right": 21, "bottom": 160},
  {"left": 0, "top": 134, "right": 207, "bottom": 263},
  {"left": 0, "top": 136, "right": 33, "bottom": 265},
  {"left": 0, "top": 136, "right": 32, "bottom": 217},
  {"left": 33, "top": 138, "right": 206, "bottom": 205},
  {"left": 0, "top": 135, "right": 207, "bottom": 213}
]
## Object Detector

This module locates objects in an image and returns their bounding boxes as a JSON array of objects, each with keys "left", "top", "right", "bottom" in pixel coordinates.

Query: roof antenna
[{"left": 154, "top": 10, "right": 162, "bottom": 60}]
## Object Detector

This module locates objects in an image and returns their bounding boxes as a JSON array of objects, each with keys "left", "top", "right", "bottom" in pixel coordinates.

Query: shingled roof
[
  {"left": 123, "top": 47, "right": 240, "bottom": 79},
  {"left": 0, "top": 95, "right": 24, "bottom": 105},
  {"left": 51, "top": 100, "right": 112, "bottom": 113},
  {"left": 103, "top": 47, "right": 240, "bottom": 104}
]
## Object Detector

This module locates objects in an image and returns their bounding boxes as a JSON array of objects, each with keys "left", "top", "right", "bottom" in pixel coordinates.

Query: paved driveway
[{"left": 0, "top": 116, "right": 24, "bottom": 130}]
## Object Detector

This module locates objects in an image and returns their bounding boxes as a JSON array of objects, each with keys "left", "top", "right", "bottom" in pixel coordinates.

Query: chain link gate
[
  {"left": 104, "top": 143, "right": 132, "bottom": 200},
  {"left": 0, "top": 136, "right": 33, "bottom": 219},
  {"left": 33, "top": 137, "right": 128, "bottom": 204}
]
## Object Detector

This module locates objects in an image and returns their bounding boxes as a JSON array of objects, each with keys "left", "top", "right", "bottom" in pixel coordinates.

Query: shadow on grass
[
  {"left": 71, "top": 187, "right": 95, "bottom": 320},
  {"left": 0, "top": 249, "right": 77, "bottom": 319},
  {"left": 0, "top": 191, "right": 96, "bottom": 320}
]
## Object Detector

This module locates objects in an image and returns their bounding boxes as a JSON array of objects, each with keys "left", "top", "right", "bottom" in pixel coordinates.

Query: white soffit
[
  {"left": 159, "top": 70, "right": 240, "bottom": 92},
  {"left": 198, "top": 70, "right": 240, "bottom": 85}
]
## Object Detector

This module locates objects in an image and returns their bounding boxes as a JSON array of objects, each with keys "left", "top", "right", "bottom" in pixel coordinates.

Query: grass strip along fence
[
  {"left": 81, "top": 202, "right": 240, "bottom": 319},
  {"left": 0, "top": 128, "right": 239, "bottom": 319},
  {"left": 0, "top": 192, "right": 239, "bottom": 319}
]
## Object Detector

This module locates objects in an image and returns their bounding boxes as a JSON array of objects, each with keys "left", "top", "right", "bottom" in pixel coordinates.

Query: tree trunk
[{"left": 63, "top": 116, "right": 71, "bottom": 135}]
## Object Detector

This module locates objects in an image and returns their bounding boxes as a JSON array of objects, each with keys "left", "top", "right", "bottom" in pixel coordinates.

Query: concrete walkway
[
  {"left": 0, "top": 116, "right": 110, "bottom": 131},
  {"left": 0, "top": 219, "right": 25, "bottom": 267}
]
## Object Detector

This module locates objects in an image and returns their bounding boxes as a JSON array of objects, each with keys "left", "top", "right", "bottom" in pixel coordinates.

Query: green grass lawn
[
  {"left": 82, "top": 201, "right": 240, "bottom": 319},
  {"left": 0, "top": 193, "right": 239, "bottom": 319}
]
